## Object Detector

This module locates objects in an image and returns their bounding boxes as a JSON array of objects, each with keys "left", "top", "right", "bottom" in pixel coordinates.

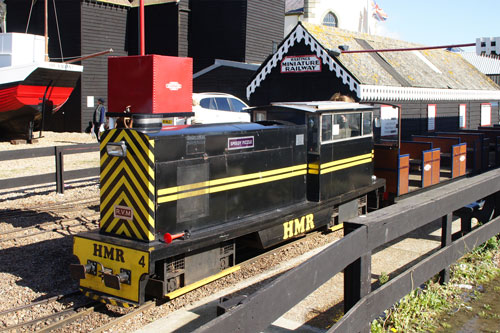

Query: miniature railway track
[
  {"left": 0, "top": 291, "right": 98, "bottom": 333},
  {"left": 92, "top": 301, "right": 155, "bottom": 333},
  {"left": 0, "top": 302, "right": 100, "bottom": 333},
  {"left": 0, "top": 227, "right": 341, "bottom": 332},
  {"left": 0, "top": 214, "right": 99, "bottom": 243},
  {"left": 0, "top": 197, "right": 99, "bottom": 220}
]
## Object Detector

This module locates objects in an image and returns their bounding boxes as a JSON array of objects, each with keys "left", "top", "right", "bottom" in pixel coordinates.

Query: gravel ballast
[{"left": 0, "top": 132, "right": 346, "bottom": 332}]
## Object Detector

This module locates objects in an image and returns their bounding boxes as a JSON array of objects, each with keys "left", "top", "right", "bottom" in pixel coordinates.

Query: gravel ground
[{"left": 0, "top": 132, "right": 344, "bottom": 332}]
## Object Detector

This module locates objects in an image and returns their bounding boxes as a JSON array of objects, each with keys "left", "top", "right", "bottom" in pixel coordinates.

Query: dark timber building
[
  {"left": 4, "top": 0, "right": 284, "bottom": 132},
  {"left": 247, "top": 22, "right": 500, "bottom": 136}
]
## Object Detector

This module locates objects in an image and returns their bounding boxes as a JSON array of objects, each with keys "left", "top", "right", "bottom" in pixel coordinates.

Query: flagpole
[
  {"left": 44, "top": 0, "right": 49, "bottom": 61},
  {"left": 366, "top": 0, "right": 370, "bottom": 33},
  {"left": 140, "top": 0, "right": 145, "bottom": 56}
]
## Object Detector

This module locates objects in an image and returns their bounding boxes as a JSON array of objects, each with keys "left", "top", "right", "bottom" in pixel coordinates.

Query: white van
[{"left": 191, "top": 93, "right": 251, "bottom": 124}]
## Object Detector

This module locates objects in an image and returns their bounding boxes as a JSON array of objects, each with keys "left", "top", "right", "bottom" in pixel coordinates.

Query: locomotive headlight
[{"left": 106, "top": 141, "right": 127, "bottom": 157}]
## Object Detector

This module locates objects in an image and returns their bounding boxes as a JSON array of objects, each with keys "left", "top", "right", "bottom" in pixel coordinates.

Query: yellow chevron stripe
[
  {"left": 101, "top": 161, "right": 154, "bottom": 213},
  {"left": 101, "top": 182, "right": 152, "bottom": 232},
  {"left": 101, "top": 152, "right": 148, "bottom": 192},
  {"left": 116, "top": 221, "right": 133, "bottom": 238},
  {"left": 100, "top": 129, "right": 115, "bottom": 146},
  {"left": 100, "top": 130, "right": 153, "bottom": 172},
  {"left": 131, "top": 130, "right": 155, "bottom": 165},
  {"left": 100, "top": 129, "right": 155, "bottom": 241},
  {"left": 158, "top": 164, "right": 307, "bottom": 197},
  {"left": 120, "top": 194, "right": 150, "bottom": 239},
  {"left": 126, "top": 153, "right": 152, "bottom": 194},
  {"left": 101, "top": 163, "right": 145, "bottom": 209},
  {"left": 84, "top": 290, "right": 135, "bottom": 308},
  {"left": 102, "top": 192, "right": 152, "bottom": 240},
  {"left": 100, "top": 154, "right": 119, "bottom": 182},
  {"left": 158, "top": 169, "right": 307, "bottom": 204}
]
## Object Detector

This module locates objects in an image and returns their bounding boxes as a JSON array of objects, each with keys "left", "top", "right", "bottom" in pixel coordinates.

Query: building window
[
  {"left": 322, "top": 12, "right": 338, "bottom": 27},
  {"left": 272, "top": 41, "right": 278, "bottom": 54},
  {"left": 428, "top": 104, "right": 436, "bottom": 132},
  {"left": 481, "top": 103, "right": 491, "bottom": 126},
  {"left": 459, "top": 104, "right": 467, "bottom": 129}
]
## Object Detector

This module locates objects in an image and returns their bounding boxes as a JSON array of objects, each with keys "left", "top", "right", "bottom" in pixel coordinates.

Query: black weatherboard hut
[{"left": 247, "top": 22, "right": 500, "bottom": 138}]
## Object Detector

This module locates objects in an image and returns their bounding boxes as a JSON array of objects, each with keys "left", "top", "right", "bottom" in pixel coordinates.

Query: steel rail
[{"left": 91, "top": 301, "right": 155, "bottom": 333}]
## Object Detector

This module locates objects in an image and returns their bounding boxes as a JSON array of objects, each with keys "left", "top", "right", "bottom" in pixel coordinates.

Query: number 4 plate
[{"left": 73, "top": 236, "right": 150, "bottom": 303}]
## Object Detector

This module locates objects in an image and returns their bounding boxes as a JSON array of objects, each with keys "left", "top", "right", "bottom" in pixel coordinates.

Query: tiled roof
[
  {"left": 459, "top": 52, "right": 500, "bottom": 75},
  {"left": 302, "top": 22, "right": 499, "bottom": 91},
  {"left": 247, "top": 22, "right": 500, "bottom": 101}
]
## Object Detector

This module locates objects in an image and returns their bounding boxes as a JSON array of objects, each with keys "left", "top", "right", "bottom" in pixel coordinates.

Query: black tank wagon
[{"left": 70, "top": 101, "right": 385, "bottom": 307}]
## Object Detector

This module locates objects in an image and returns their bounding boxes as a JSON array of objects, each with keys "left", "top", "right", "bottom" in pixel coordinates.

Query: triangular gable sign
[{"left": 246, "top": 23, "right": 361, "bottom": 100}]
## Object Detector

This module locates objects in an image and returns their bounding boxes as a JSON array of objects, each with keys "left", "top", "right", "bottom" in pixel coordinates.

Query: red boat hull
[
  {"left": 0, "top": 64, "right": 82, "bottom": 138},
  {"left": 0, "top": 84, "right": 74, "bottom": 115}
]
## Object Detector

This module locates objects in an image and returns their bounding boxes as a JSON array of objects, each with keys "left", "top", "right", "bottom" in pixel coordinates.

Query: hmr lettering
[
  {"left": 283, "top": 214, "right": 314, "bottom": 240},
  {"left": 93, "top": 244, "right": 125, "bottom": 262}
]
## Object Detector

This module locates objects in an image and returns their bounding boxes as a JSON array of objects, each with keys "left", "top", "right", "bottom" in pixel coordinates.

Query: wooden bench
[
  {"left": 399, "top": 141, "right": 440, "bottom": 188},
  {"left": 411, "top": 136, "right": 466, "bottom": 178},
  {"left": 374, "top": 144, "right": 409, "bottom": 197},
  {"left": 466, "top": 128, "right": 500, "bottom": 167},
  {"left": 436, "top": 132, "right": 486, "bottom": 174}
]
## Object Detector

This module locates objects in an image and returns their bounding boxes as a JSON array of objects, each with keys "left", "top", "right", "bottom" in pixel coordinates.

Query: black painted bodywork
[
  {"left": 152, "top": 122, "right": 307, "bottom": 237},
  {"left": 75, "top": 102, "right": 385, "bottom": 305}
]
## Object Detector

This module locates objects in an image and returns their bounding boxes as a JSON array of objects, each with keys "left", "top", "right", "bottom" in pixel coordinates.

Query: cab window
[
  {"left": 346, "top": 113, "right": 361, "bottom": 137},
  {"left": 321, "top": 114, "right": 332, "bottom": 141},
  {"left": 318, "top": 112, "right": 372, "bottom": 143},
  {"left": 363, "top": 111, "right": 372, "bottom": 135},
  {"left": 332, "top": 114, "right": 348, "bottom": 140},
  {"left": 307, "top": 115, "right": 319, "bottom": 152}
]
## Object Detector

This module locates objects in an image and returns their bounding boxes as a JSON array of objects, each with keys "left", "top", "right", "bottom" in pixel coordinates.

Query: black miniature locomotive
[{"left": 71, "top": 100, "right": 384, "bottom": 307}]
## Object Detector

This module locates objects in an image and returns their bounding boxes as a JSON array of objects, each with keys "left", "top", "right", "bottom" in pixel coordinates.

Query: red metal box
[{"left": 108, "top": 55, "right": 192, "bottom": 114}]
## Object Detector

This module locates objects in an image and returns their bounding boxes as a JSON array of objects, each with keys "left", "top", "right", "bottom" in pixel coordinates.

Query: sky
[{"left": 374, "top": 0, "right": 499, "bottom": 50}]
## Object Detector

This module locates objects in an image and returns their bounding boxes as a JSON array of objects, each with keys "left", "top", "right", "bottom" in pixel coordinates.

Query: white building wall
[{"left": 285, "top": 0, "right": 378, "bottom": 36}]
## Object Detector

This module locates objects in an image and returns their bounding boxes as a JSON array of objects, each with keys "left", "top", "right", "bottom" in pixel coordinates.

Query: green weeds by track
[{"left": 371, "top": 236, "right": 500, "bottom": 332}]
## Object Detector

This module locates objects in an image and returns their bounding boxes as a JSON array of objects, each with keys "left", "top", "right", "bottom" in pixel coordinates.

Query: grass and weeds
[{"left": 371, "top": 236, "right": 500, "bottom": 332}]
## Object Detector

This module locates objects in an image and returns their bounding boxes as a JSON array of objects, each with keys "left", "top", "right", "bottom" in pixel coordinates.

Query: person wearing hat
[{"left": 92, "top": 98, "right": 106, "bottom": 141}]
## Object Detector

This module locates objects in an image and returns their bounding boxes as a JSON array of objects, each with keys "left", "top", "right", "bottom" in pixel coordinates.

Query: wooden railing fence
[
  {"left": 194, "top": 168, "right": 500, "bottom": 333},
  {"left": 0, "top": 143, "right": 99, "bottom": 193}
]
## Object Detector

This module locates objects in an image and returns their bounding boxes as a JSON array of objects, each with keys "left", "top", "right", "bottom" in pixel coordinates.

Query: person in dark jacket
[{"left": 93, "top": 98, "right": 106, "bottom": 141}]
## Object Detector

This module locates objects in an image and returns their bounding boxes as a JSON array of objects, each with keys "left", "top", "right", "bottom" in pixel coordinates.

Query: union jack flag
[{"left": 372, "top": 1, "right": 388, "bottom": 21}]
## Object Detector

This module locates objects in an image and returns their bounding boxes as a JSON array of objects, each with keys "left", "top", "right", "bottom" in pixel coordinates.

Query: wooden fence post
[
  {"left": 344, "top": 223, "right": 371, "bottom": 332},
  {"left": 440, "top": 213, "right": 452, "bottom": 284},
  {"left": 55, "top": 147, "right": 64, "bottom": 194}
]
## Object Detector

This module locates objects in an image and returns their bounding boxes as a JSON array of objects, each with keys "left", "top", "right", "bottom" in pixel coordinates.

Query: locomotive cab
[{"left": 250, "top": 101, "right": 376, "bottom": 203}]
